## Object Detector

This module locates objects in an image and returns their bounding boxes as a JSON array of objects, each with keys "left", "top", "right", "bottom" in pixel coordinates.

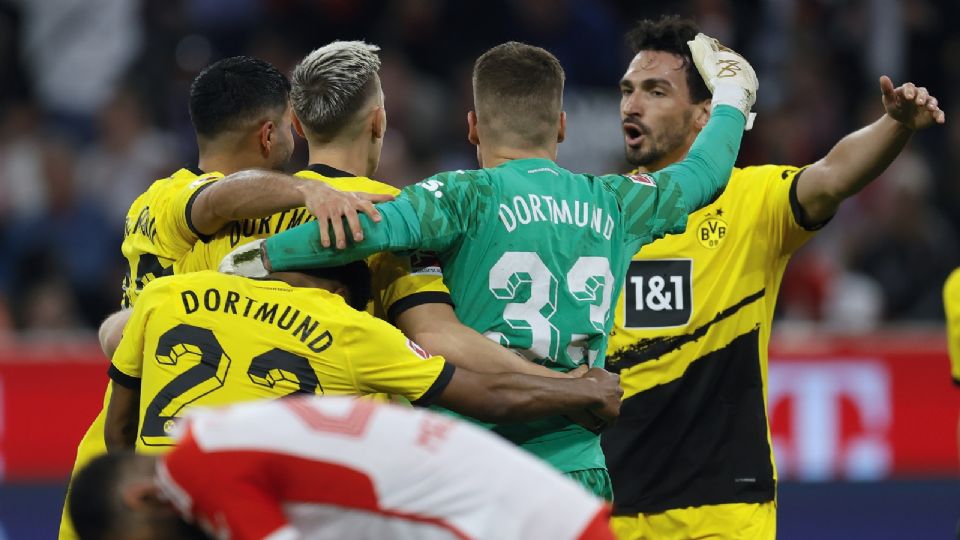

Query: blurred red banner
[{"left": 0, "top": 332, "right": 957, "bottom": 481}]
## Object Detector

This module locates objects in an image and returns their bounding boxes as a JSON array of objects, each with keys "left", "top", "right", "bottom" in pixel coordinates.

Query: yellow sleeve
[
  {"left": 153, "top": 174, "right": 222, "bottom": 256},
  {"left": 368, "top": 251, "right": 452, "bottom": 322},
  {"left": 109, "top": 278, "right": 170, "bottom": 387},
  {"left": 945, "top": 268, "right": 960, "bottom": 385},
  {"left": 172, "top": 240, "right": 215, "bottom": 274},
  {"left": 343, "top": 312, "right": 455, "bottom": 405},
  {"left": 749, "top": 165, "right": 821, "bottom": 257}
]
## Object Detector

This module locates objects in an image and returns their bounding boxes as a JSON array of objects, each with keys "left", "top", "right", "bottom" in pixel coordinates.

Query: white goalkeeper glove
[
  {"left": 687, "top": 33, "right": 758, "bottom": 129},
  {"left": 219, "top": 239, "right": 269, "bottom": 278}
]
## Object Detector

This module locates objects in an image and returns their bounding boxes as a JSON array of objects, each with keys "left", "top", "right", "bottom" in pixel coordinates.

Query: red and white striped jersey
[{"left": 157, "top": 396, "right": 613, "bottom": 540}]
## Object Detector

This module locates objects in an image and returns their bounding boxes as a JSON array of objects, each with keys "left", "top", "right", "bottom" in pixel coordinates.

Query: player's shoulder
[
  {"left": 296, "top": 167, "right": 400, "bottom": 196},
  {"left": 133, "top": 168, "right": 221, "bottom": 205},
  {"left": 729, "top": 164, "right": 804, "bottom": 185},
  {"left": 945, "top": 267, "right": 960, "bottom": 299}
]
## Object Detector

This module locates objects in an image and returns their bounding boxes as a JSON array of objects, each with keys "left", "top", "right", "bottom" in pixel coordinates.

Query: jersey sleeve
[
  {"left": 368, "top": 251, "right": 452, "bottom": 322},
  {"left": 160, "top": 427, "right": 290, "bottom": 540},
  {"left": 603, "top": 172, "right": 691, "bottom": 250},
  {"left": 747, "top": 165, "right": 820, "bottom": 257},
  {"left": 945, "top": 268, "right": 960, "bottom": 385},
  {"left": 263, "top": 171, "right": 479, "bottom": 272},
  {"left": 109, "top": 278, "right": 171, "bottom": 388},
  {"left": 153, "top": 174, "right": 222, "bottom": 253},
  {"left": 343, "top": 313, "right": 455, "bottom": 406}
]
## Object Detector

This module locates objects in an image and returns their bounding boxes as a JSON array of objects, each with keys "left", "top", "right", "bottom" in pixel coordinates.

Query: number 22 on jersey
[
  {"left": 141, "top": 323, "right": 321, "bottom": 446},
  {"left": 486, "top": 252, "right": 614, "bottom": 367}
]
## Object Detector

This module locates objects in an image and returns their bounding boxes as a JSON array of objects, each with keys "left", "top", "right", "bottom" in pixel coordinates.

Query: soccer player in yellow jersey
[
  {"left": 178, "top": 41, "right": 568, "bottom": 380},
  {"left": 102, "top": 266, "right": 623, "bottom": 455},
  {"left": 61, "top": 56, "right": 386, "bottom": 540},
  {"left": 602, "top": 16, "right": 946, "bottom": 540},
  {"left": 946, "top": 269, "right": 960, "bottom": 385}
]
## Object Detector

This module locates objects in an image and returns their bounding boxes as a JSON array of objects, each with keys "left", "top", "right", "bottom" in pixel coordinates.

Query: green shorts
[{"left": 565, "top": 468, "right": 613, "bottom": 501}]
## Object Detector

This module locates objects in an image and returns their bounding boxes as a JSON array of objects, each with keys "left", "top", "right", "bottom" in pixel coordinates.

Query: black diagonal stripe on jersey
[
  {"left": 607, "top": 288, "right": 765, "bottom": 373},
  {"left": 602, "top": 328, "right": 775, "bottom": 514}
]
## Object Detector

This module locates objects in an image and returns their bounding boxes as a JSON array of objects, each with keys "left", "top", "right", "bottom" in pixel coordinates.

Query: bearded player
[{"left": 602, "top": 16, "right": 945, "bottom": 540}]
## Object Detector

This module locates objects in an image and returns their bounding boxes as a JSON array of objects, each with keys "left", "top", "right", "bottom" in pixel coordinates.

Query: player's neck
[
  {"left": 632, "top": 145, "right": 692, "bottom": 174},
  {"left": 307, "top": 141, "right": 370, "bottom": 178},
  {"left": 479, "top": 145, "right": 557, "bottom": 169},
  {"left": 268, "top": 272, "right": 340, "bottom": 293},
  {"left": 198, "top": 152, "right": 271, "bottom": 176}
]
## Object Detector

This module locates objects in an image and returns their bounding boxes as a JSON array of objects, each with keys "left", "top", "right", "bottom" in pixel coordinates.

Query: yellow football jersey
[
  {"left": 602, "top": 165, "right": 818, "bottom": 515},
  {"left": 121, "top": 167, "right": 223, "bottom": 307},
  {"left": 176, "top": 163, "right": 451, "bottom": 321},
  {"left": 945, "top": 268, "right": 960, "bottom": 384},
  {"left": 61, "top": 167, "right": 221, "bottom": 540},
  {"left": 109, "top": 271, "right": 453, "bottom": 453}
]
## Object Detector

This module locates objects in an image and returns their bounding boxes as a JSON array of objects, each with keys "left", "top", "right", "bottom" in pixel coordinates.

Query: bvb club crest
[{"left": 697, "top": 212, "right": 727, "bottom": 249}]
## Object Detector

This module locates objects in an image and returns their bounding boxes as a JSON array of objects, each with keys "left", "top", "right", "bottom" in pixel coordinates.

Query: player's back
[
  {"left": 160, "top": 396, "right": 608, "bottom": 540},
  {"left": 418, "top": 158, "right": 687, "bottom": 370},
  {"left": 113, "top": 270, "right": 423, "bottom": 453},
  {"left": 413, "top": 158, "right": 688, "bottom": 471},
  {"left": 121, "top": 167, "right": 222, "bottom": 307},
  {"left": 177, "top": 166, "right": 438, "bottom": 321}
]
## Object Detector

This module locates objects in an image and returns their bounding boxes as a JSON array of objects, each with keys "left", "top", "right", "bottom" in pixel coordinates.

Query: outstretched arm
[
  {"left": 397, "top": 302, "right": 571, "bottom": 378},
  {"left": 434, "top": 366, "right": 622, "bottom": 424},
  {"left": 796, "top": 77, "right": 945, "bottom": 225},
  {"left": 190, "top": 169, "right": 393, "bottom": 247},
  {"left": 221, "top": 176, "right": 469, "bottom": 276}
]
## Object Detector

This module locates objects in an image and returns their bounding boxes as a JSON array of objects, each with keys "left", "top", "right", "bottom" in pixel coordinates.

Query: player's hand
[
  {"left": 880, "top": 76, "right": 946, "bottom": 131},
  {"left": 687, "top": 33, "right": 758, "bottom": 127},
  {"left": 582, "top": 367, "right": 623, "bottom": 426},
  {"left": 219, "top": 239, "right": 269, "bottom": 278},
  {"left": 566, "top": 364, "right": 589, "bottom": 378},
  {"left": 299, "top": 183, "right": 394, "bottom": 249}
]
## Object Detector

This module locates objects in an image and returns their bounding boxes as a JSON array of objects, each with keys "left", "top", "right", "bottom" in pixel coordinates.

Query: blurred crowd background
[{"left": 0, "top": 0, "right": 956, "bottom": 337}]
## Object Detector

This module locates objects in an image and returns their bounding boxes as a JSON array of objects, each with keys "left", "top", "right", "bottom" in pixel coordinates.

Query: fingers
[
  {"left": 343, "top": 205, "right": 364, "bottom": 243},
  {"left": 357, "top": 199, "right": 383, "bottom": 223},
  {"left": 355, "top": 192, "right": 395, "bottom": 203},
  {"left": 899, "top": 82, "right": 916, "bottom": 100},
  {"left": 328, "top": 210, "right": 348, "bottom": 249},
  {"left": 567, "top": 364, "right": 589, "bottom": 378},
  {"left": 317, "top": 210, "right": 332, "bottom": 249},
  {"left": 879, "top": 75, "right": 895, "bottom": 98}
]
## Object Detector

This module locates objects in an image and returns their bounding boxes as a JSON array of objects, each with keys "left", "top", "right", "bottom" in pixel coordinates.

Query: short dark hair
[
  {"left": 70, "top": 452, "right": 211, "bottom": 540},
  {"left": 299, "top": 260, "right": 372, "bottom": 310},
  {"left": 69, "top": 453, "right": 127, "bottom": 540},
  {"left": 626, "top": 16, "right": 711, "bottom": 104},
  {"left": 189, "top": 56, "right": 291, "bottom": 138},
  {"left": 472, "top": 42, "right": 565, "bottom": 147}
]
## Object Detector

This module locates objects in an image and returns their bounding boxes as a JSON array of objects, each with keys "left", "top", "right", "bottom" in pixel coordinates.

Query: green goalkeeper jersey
[{"left": 258, "top": 105, "right": 747, "bottom": 473}]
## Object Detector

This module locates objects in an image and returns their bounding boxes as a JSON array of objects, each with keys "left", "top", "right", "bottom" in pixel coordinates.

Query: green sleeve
[
  {"left": 264, "top": 173, "right": 471, "bottom": 271},
  {"left": 655, "top": 104, "right": 745, "bottom": 211},
  {"left": 612, "top": 104, "right": 745, "bottom": 245}
]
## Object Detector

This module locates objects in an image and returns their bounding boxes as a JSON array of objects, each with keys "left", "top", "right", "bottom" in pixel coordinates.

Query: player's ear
[
  {"left": 331, "top": 285, "right": 351, "bottom": 306},
  {"left": 467, "top": 111, "right": 480, "bottom": 145},
  {"left": 120, "top": 479, "right": 168, "bottom": 511},
  {"left": 694, "top": 100, "right": 711, "bottom": 131},
  {"left": 557, "top": 111, "right": 567, "bottom": 143},
  {"left": 258, "top": 121, "right": 275, "bottom": 157},
  {"left": 371, "top": 106, "right": 387, "bottom": 141},
  {"left": 291, "top": 112, "right": 307, "bottom": 140}
]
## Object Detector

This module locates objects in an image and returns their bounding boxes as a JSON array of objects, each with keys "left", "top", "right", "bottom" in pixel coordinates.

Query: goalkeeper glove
[
  {"left": 687, "top": 33, "right": 758, "bottom": 129},
  {"left": 219, "top": 239, "right": 269, "bottom": 278}
]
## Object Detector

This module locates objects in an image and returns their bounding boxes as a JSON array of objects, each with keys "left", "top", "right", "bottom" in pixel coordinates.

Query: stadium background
[{"left": 0, "top": 0, "right": 957, "bottom": 538}]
